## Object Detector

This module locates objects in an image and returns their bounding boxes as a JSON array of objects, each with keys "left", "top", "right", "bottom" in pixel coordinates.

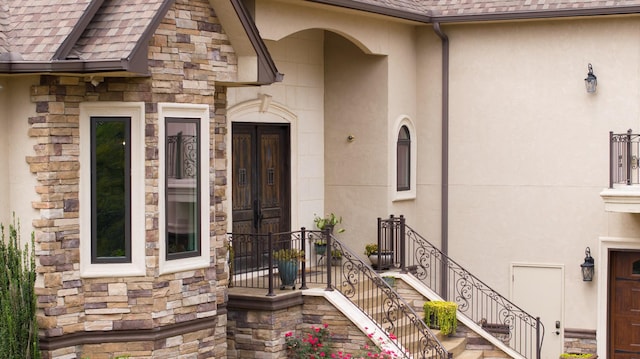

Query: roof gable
[{"left": 0, "top": 0, "right": 281, "bottom": 84}]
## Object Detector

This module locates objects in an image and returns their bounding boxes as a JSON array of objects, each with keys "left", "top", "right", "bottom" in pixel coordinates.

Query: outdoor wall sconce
[
  {"left": 584, "top": 63, "right": 597, "bottom": 93},
  {"left": 581, "top": 247, "right": 595, "bottom": 282}
]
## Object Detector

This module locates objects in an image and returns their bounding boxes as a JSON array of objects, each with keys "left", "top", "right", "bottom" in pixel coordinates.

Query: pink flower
[{"left": 285, "top": 331, "right": 293, "bottom": 337}]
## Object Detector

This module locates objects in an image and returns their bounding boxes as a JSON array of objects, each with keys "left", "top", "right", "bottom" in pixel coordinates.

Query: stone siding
[
  {"left": 227, "top": 295, "right": 377, "bottom": 359},
  {"left": 29, "top": 0, "right": 234, "bottom": 357}
]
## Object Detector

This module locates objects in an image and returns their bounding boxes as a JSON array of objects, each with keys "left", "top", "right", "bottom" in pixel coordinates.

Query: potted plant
[
  {"left": 364, "top": 243, "right": 394, "bottom": 269},
  {"left": 330, "top": 249, "right": 342, "bottom": 266},
  {"left": 273, "top": 248, "right": 304, "bottom": 290},
  {"left": 423, "top": 301, "right": 458, "bottom": 336},
  {"left": 312, "top": 237, "right": 328, "bottom": 256},
  {"left": 314, "top": 213, "right": 345, "bottom": 234}
]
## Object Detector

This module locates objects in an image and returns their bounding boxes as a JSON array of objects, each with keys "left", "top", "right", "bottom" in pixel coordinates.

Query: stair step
[{"left": 454, "top": 349, "right": 484, "bottom": 359}]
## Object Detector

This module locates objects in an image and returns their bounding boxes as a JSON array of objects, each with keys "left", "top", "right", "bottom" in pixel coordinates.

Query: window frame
[
  {"left": 158, "top": 103, "right": 210, "bottom": 274},
  {"left": 90, "top": 116, "right": 132, "bottom": 263},
  {"left": 396, "top": 125, "right": 411, "bottom": 192},
  {"left": 164, "top": 117, "right": 201, "bottom": 260},
  {"left": 80, "top": 103, "right": 146, "bottom": 278},
  {"left": 391, "top": 116, "right": 417, "bottom": 201}
]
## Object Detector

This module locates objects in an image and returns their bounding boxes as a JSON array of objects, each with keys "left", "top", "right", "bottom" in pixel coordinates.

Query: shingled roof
[
  {"left": 310, "top": 0, "right": 640, "bottom": 22},
  {"left": 0, "top": 0, "right": 281, "bottom": 84}
]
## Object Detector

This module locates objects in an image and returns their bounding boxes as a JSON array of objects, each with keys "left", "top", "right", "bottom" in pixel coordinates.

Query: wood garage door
[{"left": 609, "top": 250, "right": 640, "bottom": 359}]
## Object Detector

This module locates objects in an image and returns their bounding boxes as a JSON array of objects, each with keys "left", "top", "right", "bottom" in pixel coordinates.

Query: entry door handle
[
  {"left": 253, "top": 199, "right": 263, "bottom": 228},
  {"left": 555, "top": 320, "right": 561, "bottom": 335}
]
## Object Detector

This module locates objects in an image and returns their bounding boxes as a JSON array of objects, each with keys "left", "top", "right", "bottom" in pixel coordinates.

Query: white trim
[
  {"left": 390, "top": 115, "right": 417, "bottom": 201},
  {"left": 226, "top": 96, "right": 299, "bottom": 232},
  {"left": 79, "top": 102, "right": 146, "bottom": 278},
  {"left": 597, "top": 236, "right": 640, "bottom": 359},
  {"left": 158, "top": 103, "right": 211, "bottom": 275}
]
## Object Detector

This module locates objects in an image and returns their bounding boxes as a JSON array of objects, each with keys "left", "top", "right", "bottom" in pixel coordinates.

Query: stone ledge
[
  {"left": 228, "top": 290, "right": 303, "bottom": 311},
  {"left": 39, "top": 306, "right": 226, "bottom": 351}
]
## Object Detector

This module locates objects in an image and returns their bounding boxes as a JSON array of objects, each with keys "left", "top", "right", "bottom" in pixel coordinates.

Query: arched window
[{"left": 397, "top": 125, "right": 411, "bottom": 191}]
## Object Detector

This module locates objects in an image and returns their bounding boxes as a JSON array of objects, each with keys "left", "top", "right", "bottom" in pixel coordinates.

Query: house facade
[
  {"left": 0, "top": 0, "right": 280, "bottom": 357},
  {"left": 3, "top": 0, "right": 640, "bottom": 358},
  {"left": 226, "top": 1, "right": 640, "bottom": 358}
]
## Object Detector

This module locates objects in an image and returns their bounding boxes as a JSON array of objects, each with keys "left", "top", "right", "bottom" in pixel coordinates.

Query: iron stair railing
[
  {"left": 227, "top": 228, "right": 451, "bottom": 359},
  {"left": 378, "top": 215, "right": 543, "bottom": 359}
]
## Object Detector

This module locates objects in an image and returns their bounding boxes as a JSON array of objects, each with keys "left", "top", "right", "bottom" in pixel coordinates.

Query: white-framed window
[
  {"left": 79, "top": 102, "right": 146, "bottom": 277},
  {"left": 158, "top": 103, "right": 210, "bottom": 274},
  {"left": 392, "top": 116, "right": 417, "bottom": 201}
]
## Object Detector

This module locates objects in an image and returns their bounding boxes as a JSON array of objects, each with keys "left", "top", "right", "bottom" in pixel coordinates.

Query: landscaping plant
[
  {"left": 284, "top": 323, "right": 400, "bottom": 359},
  {"left": 0, "top": 216, "right": 40, "bottom": 359}
]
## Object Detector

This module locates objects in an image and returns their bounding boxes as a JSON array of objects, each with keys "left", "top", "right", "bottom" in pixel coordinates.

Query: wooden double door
[
  {"left": 609, "top": 250, "right": 640, "bottom": 359},
  {"left": 231, "top": 123, "right": 290, "bottom": 271}
]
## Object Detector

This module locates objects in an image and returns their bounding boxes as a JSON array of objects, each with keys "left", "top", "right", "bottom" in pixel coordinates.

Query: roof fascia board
[
  {"left": 127, "top": 0, "right": 175, "bottom": 69},
  {"left": 0, "top": 59, "right": 148, "bottom": 74},
  {"left": 432, "top": 5, "right": 640, "bottom": 24},
  {"left": 306, "top": 0, "right": 640, "bottom": 24},
  {"left": 53, "top": 0, "right": 106, "bottom": 60},
  {"left": 229, "top": 0, "right": 283, "bottom": 84}
]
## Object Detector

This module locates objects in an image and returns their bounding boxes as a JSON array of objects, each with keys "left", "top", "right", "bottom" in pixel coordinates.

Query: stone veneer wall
[
  {"left": 564, "top": 329, "right": 597, "bottom": 356},
  {"left": 226, "top": 294, "right": 376, "bottom": 359},
  {"left": 28, "top": 0, "right": 234, "bottom": 357}
]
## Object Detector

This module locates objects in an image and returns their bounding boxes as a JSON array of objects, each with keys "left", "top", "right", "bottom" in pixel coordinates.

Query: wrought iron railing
[
  {"left": 609, "top": 129, "right": 640, "bottom": 188},
  {"left": 227, "top": 228, "right": 451, "bottom": 359},
  {"left": 379, "top": 215, "right": 543, "bottom": 359}
]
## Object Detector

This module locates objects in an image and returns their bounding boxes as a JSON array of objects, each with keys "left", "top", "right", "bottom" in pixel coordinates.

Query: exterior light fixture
[
  {"left": 581, "top": 247, "right": 595, "bottom": 282},
  {"left": 584, "top": 63, "right": 597, "bottom": 93}
]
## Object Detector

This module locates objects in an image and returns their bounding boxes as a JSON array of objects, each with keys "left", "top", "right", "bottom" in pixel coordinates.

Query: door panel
[
  {"left": 231, "top": 123, "right": 290, "bottom": 273},
  {"left": 512, "top": 265, "right": 563, "bottom": 359},
  {"left": 610, "top": 251, "right": 640, "bottom": 358}
]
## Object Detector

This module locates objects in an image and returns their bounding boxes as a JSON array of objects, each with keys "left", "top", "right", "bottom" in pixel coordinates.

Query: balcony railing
[{"left": 609, "top": 129, "right": 640, "bottom": 188}]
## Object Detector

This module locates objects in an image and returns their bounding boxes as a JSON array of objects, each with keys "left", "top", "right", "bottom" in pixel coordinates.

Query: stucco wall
[
  {"left": 432, "top": 17, "right": 640, "bottom": 332},
  {"left": 0, "top": 76, "right": 39, "bottom": 233}
]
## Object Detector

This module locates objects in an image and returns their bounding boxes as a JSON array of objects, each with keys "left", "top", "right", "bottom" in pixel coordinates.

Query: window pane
[
  {"left": 166, "top": 118, "right": 200, "bottom": 259},
  {"left": 92, "top": 117, "right": 130, "bottom": 262},
  {"left": 633, "top": 260, "right": 640, "bottom": 275},
  {"left": 397, "top": 126, "right": 410, "bottom": 191}
]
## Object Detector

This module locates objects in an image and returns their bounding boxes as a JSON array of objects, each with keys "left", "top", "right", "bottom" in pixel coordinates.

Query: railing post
[
  {"left": 399, "top": 215, "right": 406, "bottom": 272},
  {"left": 300, "top": 227, "right": 308, "bottom": 290},
  {"left": 324, "top": 227, "right": 333, "bottom": 291},
  {"left": 627, "top": 129, "right": 633, "bottom": 185},
  {"left": 609, "top": 131, "right": 614, "bottom": 188},
  {"left": 536, "top": 317, "right": 541, "bottom": 359},
  {"left": 267, "top": 232, "right": 275, "bottom": 296},
  {"left": 377, "top": 217, "right": 382, "bottom": 270},
  {"left": 389, "top": 214, "right": 395, "bottom": 266}
]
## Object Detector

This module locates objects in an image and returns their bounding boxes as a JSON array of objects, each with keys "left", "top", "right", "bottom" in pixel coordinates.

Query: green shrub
[
  {"left": 0, "top": 216, "right": 40, "bottom": 359},
  {"left": 424, "top": 301, "right": 458, "bottom": 336}
]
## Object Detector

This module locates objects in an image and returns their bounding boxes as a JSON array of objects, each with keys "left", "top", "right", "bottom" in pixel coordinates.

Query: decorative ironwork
[
  {"left": 167, "top": 134, "right": 197, "bottom": 179},
  {"left": 609, "top": 129, "right": 640, "bottom": 187},
  {"left": 228, "top": 227, "right": 451, "bottom": 359},
  {"left": 380, "top": 215, "right": 543, "bottom": 359}
]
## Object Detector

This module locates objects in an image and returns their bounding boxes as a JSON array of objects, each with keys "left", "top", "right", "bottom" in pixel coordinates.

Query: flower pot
[
  {"left": 277, "top": 259, "right": 299, "bottom": 290},
  {"left": 314, "top": 243, "right": 327, "bottom": 256},
  {"left": 368, "top": 252, "right": 394, "bottom": 270},
  {"left": 331, "top": 257, "right": 342, "bottom": 266}
]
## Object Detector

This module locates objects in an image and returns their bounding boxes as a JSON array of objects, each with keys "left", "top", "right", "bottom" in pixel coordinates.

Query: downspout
[{"left": 433, "top": 21, "right": 449, "bottom": 300}]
